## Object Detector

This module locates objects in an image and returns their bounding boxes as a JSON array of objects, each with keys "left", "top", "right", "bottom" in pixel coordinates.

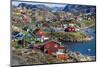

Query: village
[{"left": 11, "top": 2, "right": 96, "bottom": 65}]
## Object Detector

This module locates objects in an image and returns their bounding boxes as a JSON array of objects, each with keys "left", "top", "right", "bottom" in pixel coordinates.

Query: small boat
[{"left": 88, "top": 49, "right": 91, "bottom": 51}]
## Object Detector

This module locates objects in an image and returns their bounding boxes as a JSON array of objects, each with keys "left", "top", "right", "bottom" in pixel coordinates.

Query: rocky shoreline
[{"left": 58, "top": 36, "right": 93, "bottom": 42}]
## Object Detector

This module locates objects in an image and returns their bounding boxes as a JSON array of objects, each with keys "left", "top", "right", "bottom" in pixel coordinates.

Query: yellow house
[{"left": 15, "top": 9, "right": 25, "bottom": 16}]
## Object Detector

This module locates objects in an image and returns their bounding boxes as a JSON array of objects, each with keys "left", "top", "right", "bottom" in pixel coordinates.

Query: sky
[{"left": 12, "top": 1, "right": 66, "bottom": 8}]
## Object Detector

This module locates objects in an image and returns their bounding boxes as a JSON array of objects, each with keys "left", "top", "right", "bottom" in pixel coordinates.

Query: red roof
[
  {"left": 44, "top": 41, "right": 64, "bottom": 55},
  {"left": 65, "top": 27, "right": 76, "bottom": 32},
  {"left": 36, "top": 29, "right": 45, "bottom": 36},
  {"left": 23, "top": 15, "right": 30, "bottom": 23},
  {"left": 57, "top": 54, "right": 69, "bottom": 60},
  {"left": 44, "top": 41, "right": 59, "bottom": 48}
]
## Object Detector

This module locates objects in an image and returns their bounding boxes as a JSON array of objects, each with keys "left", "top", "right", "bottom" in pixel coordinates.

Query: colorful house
[
  {"left": 23, "top": 15, "right": 31, "bottom": 24},
  {"left": 36, "top": 21, "right": 43, "bottom": 28},
  {"left": 57, "top": 53, "right": 69, "bottom": 61},
  {"left": 44, "top": 41, "right": 65, "bottom": 55},
  {"left": 64, "top": 27, "right": 76, "bottom": 32},
  {"left": 35, "top": 29, "right": 45, "bottom": 37},
  {"left": 34, "top": 29, "right": 48, "bottom": 42},
  {"left": 64, "top": 22, "right": 80, "bottom": 32}
]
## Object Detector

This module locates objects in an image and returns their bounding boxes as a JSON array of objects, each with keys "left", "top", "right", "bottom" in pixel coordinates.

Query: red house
[
  {"left": 64, "top": 27, "right": 76, "bottom": 32},
  {"left": 44, "top": 41, "right": 65, "bottom": 55},
  {"left": 36, "top": 29, "right": 45, "bottom": 37},
  {"left": 23, "top": 15, "right": 30, "bottom": 24},
  {"left": 34, "top": 28, "right": 45, "bottom": 37}
]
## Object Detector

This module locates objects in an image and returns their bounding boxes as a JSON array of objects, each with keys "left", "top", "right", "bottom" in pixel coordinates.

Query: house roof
[
  {"left": 35, "top": 29, "right": 45, "bottom": 36},
  {"left": 44, "top": 41, "right": 64, "bottom": 49}
]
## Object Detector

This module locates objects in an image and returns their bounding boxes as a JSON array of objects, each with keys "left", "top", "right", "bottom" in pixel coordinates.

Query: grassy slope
[{"left": 46, "top": 31, "right": 87, "bottom": 41}]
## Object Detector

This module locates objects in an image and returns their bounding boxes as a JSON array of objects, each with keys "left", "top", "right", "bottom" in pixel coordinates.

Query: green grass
[
  {"left": 46, "top": 31, "right": 87, "bottom": 40},
  {"left": 83, "top": 19, "right": 95, "bottom": 27}
]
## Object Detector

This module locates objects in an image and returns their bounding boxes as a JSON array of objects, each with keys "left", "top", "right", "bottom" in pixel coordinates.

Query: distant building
[
  {"left": 64, "top": 27, "right": 76, "bottom": 32},
  {"left": 63, "top": 24, "right": 68, "bottom": 28},
  {"left": 36, "top": 21, "right": 43, "bottom": 28},
  {"left": 23, "top": 15, "right": 31, "bottom": 24}
]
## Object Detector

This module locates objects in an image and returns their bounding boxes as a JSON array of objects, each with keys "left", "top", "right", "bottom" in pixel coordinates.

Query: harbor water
[{"left": 63, "top": 27, "right": 96, "bottom": 56}]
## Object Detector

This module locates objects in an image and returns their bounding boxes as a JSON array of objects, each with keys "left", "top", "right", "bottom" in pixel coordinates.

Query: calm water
[{"left": 63, "top": 27, "right": 96, "bottom": 56}]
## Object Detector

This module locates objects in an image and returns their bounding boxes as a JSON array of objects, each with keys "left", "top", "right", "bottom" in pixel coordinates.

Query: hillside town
[{"left": 11, "top": 1, "right": 96, "bottom": 66}]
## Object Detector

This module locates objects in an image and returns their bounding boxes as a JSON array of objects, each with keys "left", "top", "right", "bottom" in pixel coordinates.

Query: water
[{"left": 63, "top": 27, "right": 96, "bottom": 56}]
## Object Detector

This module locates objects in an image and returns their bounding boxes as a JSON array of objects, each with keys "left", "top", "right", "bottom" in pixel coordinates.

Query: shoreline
[
  {"left": 58, "top": 36, "right": 93, "bottom": 42},
  {"left": 47, "top": 32, "right": 94, "bottom": 43},
  {"left": 65, "top": 36, "right": 93, "bottom": 42}
]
